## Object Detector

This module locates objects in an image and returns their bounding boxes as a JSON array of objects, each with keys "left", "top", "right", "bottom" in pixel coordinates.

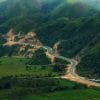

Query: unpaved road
[{"left": 43, "top": 46, "right": 100, "bottom": 87}]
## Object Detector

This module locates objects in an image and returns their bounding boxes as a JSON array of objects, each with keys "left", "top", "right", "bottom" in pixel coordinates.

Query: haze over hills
[
  {"left": 0, "top": 0, "right": 6, "bottom": 2},
  {"left": 0, "top": 0, "right": 100, "bottom": 79}
]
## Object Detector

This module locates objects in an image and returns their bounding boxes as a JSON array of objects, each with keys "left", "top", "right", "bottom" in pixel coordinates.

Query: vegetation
[
  {"left": 78, "top": 44, "right": 100, "bottom": 78},
  {"left": 0, "top": 77, "right": 88, "bottom": 99},
  {"left": 0, "top": 35, "right": 6, "bottom": 44},
  {"left": 0, "top": 57, "right": 66, "bottom": 77},
  {"left": 22, "top": 88, "right": 100, "bottom": 100},
  {"left": 28, "top": 49, "right": 51, "bottom": 65},
  {"left": 0, "top": 0, "right": 99, "bottom": 99},
  {"left": 0, "top": 0, "right": 99, "bottom": 57}
]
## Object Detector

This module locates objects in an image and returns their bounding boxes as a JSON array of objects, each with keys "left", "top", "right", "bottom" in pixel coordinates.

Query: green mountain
[{"left": 0, "top": 0, "right": 100, "bottom": 78}]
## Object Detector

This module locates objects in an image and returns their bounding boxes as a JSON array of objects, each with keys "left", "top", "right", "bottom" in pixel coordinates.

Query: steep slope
[
  {"left": 0, "top": 1, "right": 99, "bottom": 52},
  {"left": 0, "top": 0, "right": 63, "bottom": 33},
  {"left": 56, "top": 16, "right": 100, "bottom": 57},
  {"left": 0, "top": 0, "right": 99, "bottom": 34},
  {"left": 78, "top": 44, "right": 100, "bottom": 79}
]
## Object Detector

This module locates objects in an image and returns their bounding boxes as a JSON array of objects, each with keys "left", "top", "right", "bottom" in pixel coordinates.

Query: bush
[{"left": 28, "top": 49, "right": 51, "bottom": 65}]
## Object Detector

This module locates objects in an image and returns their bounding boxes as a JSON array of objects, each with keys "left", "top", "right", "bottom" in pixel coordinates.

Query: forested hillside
[
  {"left": 0, "top": 0, "right": 100, "bottom": 78},
  {"left": 78, "top": 44, "right": 100, "bottom": 78}
]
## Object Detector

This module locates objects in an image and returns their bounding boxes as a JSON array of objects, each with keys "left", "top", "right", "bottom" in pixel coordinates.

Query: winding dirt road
[{"left": 43, "top": 46, "right": 100, "bottom": 87}]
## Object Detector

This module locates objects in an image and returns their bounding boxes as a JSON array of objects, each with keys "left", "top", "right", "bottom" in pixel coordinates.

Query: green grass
[
  {"left": 0, "top": 79, "right": 77, "bottom": 99},
  {"left": 21, "top": 80, "right": 100, "bottom": 100},
  {"left": 0, "top": 57, "right": 58, "bottom": 77},
  {"left": 20, "top": 79, "right": 100, "bottom": 100},
  {"left": 22, "top": 88, "right": 100, "bottom": 100},
  {"left": 0, "top": 57, "right": 100, "bottom": 100}
]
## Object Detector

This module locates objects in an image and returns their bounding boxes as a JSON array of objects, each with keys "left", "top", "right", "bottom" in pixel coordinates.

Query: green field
[
  {"left": 0, "top": 79, "right": 100, "bottom": 100},
  {"left": 0, "top": 57, "right": 100, "bottom": 100},
  {"left": 21, "top": 79, "right": 100, "bottom": 100},
  {"left": 1, "top": 78, "right": 100, "bottom": 100},
  {"left": 23, "top": 88, "right": 100, "bottom": 100},
  {"left": 0, "top": 57, "right": 59, "bottom": 77}
]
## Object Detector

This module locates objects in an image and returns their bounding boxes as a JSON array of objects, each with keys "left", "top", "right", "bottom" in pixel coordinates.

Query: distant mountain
[{"left": 0, "top": 0, "right": 99, "bottom": 34}]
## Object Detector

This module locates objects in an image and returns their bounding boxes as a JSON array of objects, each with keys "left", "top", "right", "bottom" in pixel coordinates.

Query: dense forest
[{"left": 0, "top": 0, "right": 100, "bottom": 79}]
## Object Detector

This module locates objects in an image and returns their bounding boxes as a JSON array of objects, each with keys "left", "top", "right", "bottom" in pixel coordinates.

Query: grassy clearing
[{"left": 0, "top": 57, "right": 59, "bottom": 77}]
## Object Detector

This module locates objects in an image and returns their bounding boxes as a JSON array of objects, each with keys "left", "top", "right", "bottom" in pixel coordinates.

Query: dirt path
[{"left": 43, "top": 46, "right": 100, "bottom": 87}]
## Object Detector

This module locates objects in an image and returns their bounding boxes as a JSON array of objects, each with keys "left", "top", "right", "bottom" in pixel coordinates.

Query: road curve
[{"left": 42, "top": 46, "right": 100, "bottom": 87}]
